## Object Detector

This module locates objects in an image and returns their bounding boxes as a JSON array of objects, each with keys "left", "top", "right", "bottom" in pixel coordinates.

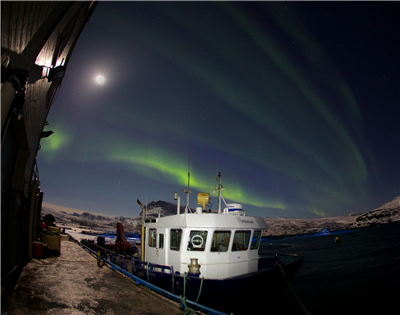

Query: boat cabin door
[
  {"left": 156, "top": 227, "right": 166, "bottom": 265},
  {"left": 146, "top": 227, "right": 164, "bottom": 265},
  {"left": 168, "top": 228, "right": 183, "bottom": 272}
]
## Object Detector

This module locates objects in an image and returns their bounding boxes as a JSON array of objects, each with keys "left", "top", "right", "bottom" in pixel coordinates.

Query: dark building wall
[{"left": 1, "top": 1, "right": 96, "bottom": 276}]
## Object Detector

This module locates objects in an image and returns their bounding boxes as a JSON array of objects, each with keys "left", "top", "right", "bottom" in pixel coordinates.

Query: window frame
[
  {"left": 187, "top": 230, "right": 208, "bottom": 251},
  {"left": 250, "top": 230, "right": 261, "bottom": 250},
  {"left": 232, "top": 230, "right": 251, "bottom": 251},
  {"left": 149, "top": 228, "right": 157, "bottom": 248},
  {"left": 159, "top": 233, "right": 164, "bottom": 249},
  {"left": 211, "top": 230, "right": 231, "bottom": 252},
  {"left": 170, "top": 229, "right": 182, "bottom": 251}
]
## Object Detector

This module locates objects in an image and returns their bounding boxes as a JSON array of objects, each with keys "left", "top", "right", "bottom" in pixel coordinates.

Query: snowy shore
[{"left": 41, "top": 196, "right": 400, "bottom": 236}]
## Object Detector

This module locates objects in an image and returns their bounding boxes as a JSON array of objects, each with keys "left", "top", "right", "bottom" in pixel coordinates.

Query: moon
[{"left": 95, "top": 75, "right": 105, "bottom": 84}]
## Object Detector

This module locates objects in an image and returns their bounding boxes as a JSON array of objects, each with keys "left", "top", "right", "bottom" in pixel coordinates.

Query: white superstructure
[{"left": 143, "top": 173, "right": 269, "bottom": 279}]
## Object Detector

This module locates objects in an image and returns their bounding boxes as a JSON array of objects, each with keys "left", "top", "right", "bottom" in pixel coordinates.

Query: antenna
[
  {"left": 137, "top": 199, "right": 145, "bottom": 224},
  {"left": 215, "top": 154, "right": 218, "bottom": 175},
  {"left": 182, "top": 154, "right": 192, "bottom": 213},
  {"left": 217, "top": 172, "right": 221, "bottom": 213},
  {"left": 213, "top": 172, "right": 225, "bottom": 213}
]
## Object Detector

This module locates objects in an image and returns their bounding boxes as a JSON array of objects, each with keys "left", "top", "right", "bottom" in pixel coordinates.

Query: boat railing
[
  {"left": 132, "top": 259, "right": 174, "bottom": 275},
  {"left": 80, "top": 239, "right": 130, "bottom": 270},
  {"left": 109, "top": 253, "right": 127, "bottom": 270}
]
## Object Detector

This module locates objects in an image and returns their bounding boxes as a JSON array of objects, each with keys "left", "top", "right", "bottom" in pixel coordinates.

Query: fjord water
[{"left": 259, "top": 221, "right": 400, "bottom": 314}]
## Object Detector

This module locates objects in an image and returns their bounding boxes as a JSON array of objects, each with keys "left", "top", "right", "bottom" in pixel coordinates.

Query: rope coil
[{"left": 179, "top": 273, "right": 205, "bottom": 314}]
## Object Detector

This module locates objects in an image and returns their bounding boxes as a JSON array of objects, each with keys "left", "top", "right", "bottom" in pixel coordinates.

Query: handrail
[{"left": 132, "top": 259, "right": 174, "bottom": 274}]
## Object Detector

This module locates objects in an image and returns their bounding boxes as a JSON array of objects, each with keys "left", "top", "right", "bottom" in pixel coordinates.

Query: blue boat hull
[{"left": 131, "top": 254, "right": 304, "bottom": 314}]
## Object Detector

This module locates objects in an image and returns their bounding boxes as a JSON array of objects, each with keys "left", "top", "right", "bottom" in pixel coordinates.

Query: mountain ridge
[{"left": 41, "top": 197, "right": 400, "bottom": 235}]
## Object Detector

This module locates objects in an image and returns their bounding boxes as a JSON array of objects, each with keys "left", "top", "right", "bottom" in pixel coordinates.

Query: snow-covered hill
[
  {"left": 350, "top": 196, "right": 400, "bottom": 228},
  {"left": 41, "top": 197, "right": 400, "bottom": 236}
]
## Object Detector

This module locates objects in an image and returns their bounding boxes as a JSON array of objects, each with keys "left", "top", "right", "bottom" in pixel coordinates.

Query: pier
[{"left": 3, "top": 236, "right": 183, "bottom": 314}]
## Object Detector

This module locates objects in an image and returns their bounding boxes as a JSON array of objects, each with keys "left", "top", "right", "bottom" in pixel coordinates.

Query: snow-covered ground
[{"left": 42, "top": 197, "right": 400, "bottom": 236}]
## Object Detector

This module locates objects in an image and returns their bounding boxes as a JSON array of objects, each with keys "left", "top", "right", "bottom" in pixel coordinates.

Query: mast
[
  {"left": 137, "top": 199, "right": 146, "bottom": 261},
  {"left": 214, "top": 172, "right": 225, "bottom": 213},
  {"left": 182, "top": 154, "right": 192, "bottom": 213},
  {"left": 182, "top": 173, "right": 192, "bottom": 213}
]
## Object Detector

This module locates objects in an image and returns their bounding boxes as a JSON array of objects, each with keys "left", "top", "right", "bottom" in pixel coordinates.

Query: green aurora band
[{"left": 40, "top": 3, "right": 379, "bottom": 217}]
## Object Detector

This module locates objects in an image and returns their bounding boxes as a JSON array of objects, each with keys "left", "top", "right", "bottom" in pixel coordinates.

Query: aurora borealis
[{"left": 38, "top": 2, "right": 399, "bottom": 218}]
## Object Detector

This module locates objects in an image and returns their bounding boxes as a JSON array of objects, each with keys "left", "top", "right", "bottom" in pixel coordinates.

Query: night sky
[{"left": 38, "top": 1, "right": 399, "bottom": 219}]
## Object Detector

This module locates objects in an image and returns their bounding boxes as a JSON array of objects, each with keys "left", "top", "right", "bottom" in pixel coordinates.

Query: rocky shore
[
  {"left": 41, "top": 196, "right": 400, "bottom": 236},
  {"left": 349, "top": 196, "right": 400, "bottom": 229},
  {"left": 264, "top": 214, "right": 359, "bottom": 236}
]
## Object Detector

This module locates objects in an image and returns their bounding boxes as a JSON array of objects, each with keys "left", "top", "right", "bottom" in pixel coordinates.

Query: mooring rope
[
  {"left": 179, "top": 296, "right": 197, "bottom": 315},
  {"left": 180, "top": 273, "right": 195, "bottom": 314},
  {"left": 178, "top": 273, "right": 206, "bottom": 314},
  {"left": 146, "top": 262, "right": 150, "bottom": 283},
  {"left": 277, "top": 263, "right": 312, "bottom": 315},
  {"left": 195, "top": 277, "right": 204, "bottom": 303},
  {"left": 183, "top": 272, "right": 187, "bottom": 297},
  {"left": 171, "top": 270, "right": 175, "bottom": 294}
]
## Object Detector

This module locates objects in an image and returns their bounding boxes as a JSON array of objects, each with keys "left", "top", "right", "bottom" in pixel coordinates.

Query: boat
[
  {"left": 101, "top": 231, "right": 140, "bottom": 239},
  {"left": 314, "top": 228, "right": 331, "bottom": 236},
  {"left": 131, "top": 173, "right": 304, "bottom": 313}
]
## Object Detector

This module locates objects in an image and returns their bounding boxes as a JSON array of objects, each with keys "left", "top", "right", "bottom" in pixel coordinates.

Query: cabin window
[
  {"left": 159, "top": 233, "right": 164, "bottom": 249},
  {"left": 149, "top": 228, "right": 157, "bottom": 248},
  {"left": 187, "top": 230, "right": 208, "bottom": 251},
  {"left": 170, "top": 229, "right": 182, "bottom": 251},
  {"left": 211, "top": 231, "right": 231, "bottom": 252},
  {"left": 250, "top": 230, "right": 261, "bottom": 250},
  {"left": 232, "top": 230, "right": 251, "bottom": 251}
]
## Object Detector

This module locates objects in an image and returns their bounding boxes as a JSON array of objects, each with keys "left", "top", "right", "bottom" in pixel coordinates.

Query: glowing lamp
[{"left": 47, "top": 66, "right": 66, "bottom": 82}]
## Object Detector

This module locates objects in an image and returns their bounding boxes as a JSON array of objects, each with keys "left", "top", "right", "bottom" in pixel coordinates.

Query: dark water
[{"left": 259, "top": 221, "right": 400, "bottom": 314}]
